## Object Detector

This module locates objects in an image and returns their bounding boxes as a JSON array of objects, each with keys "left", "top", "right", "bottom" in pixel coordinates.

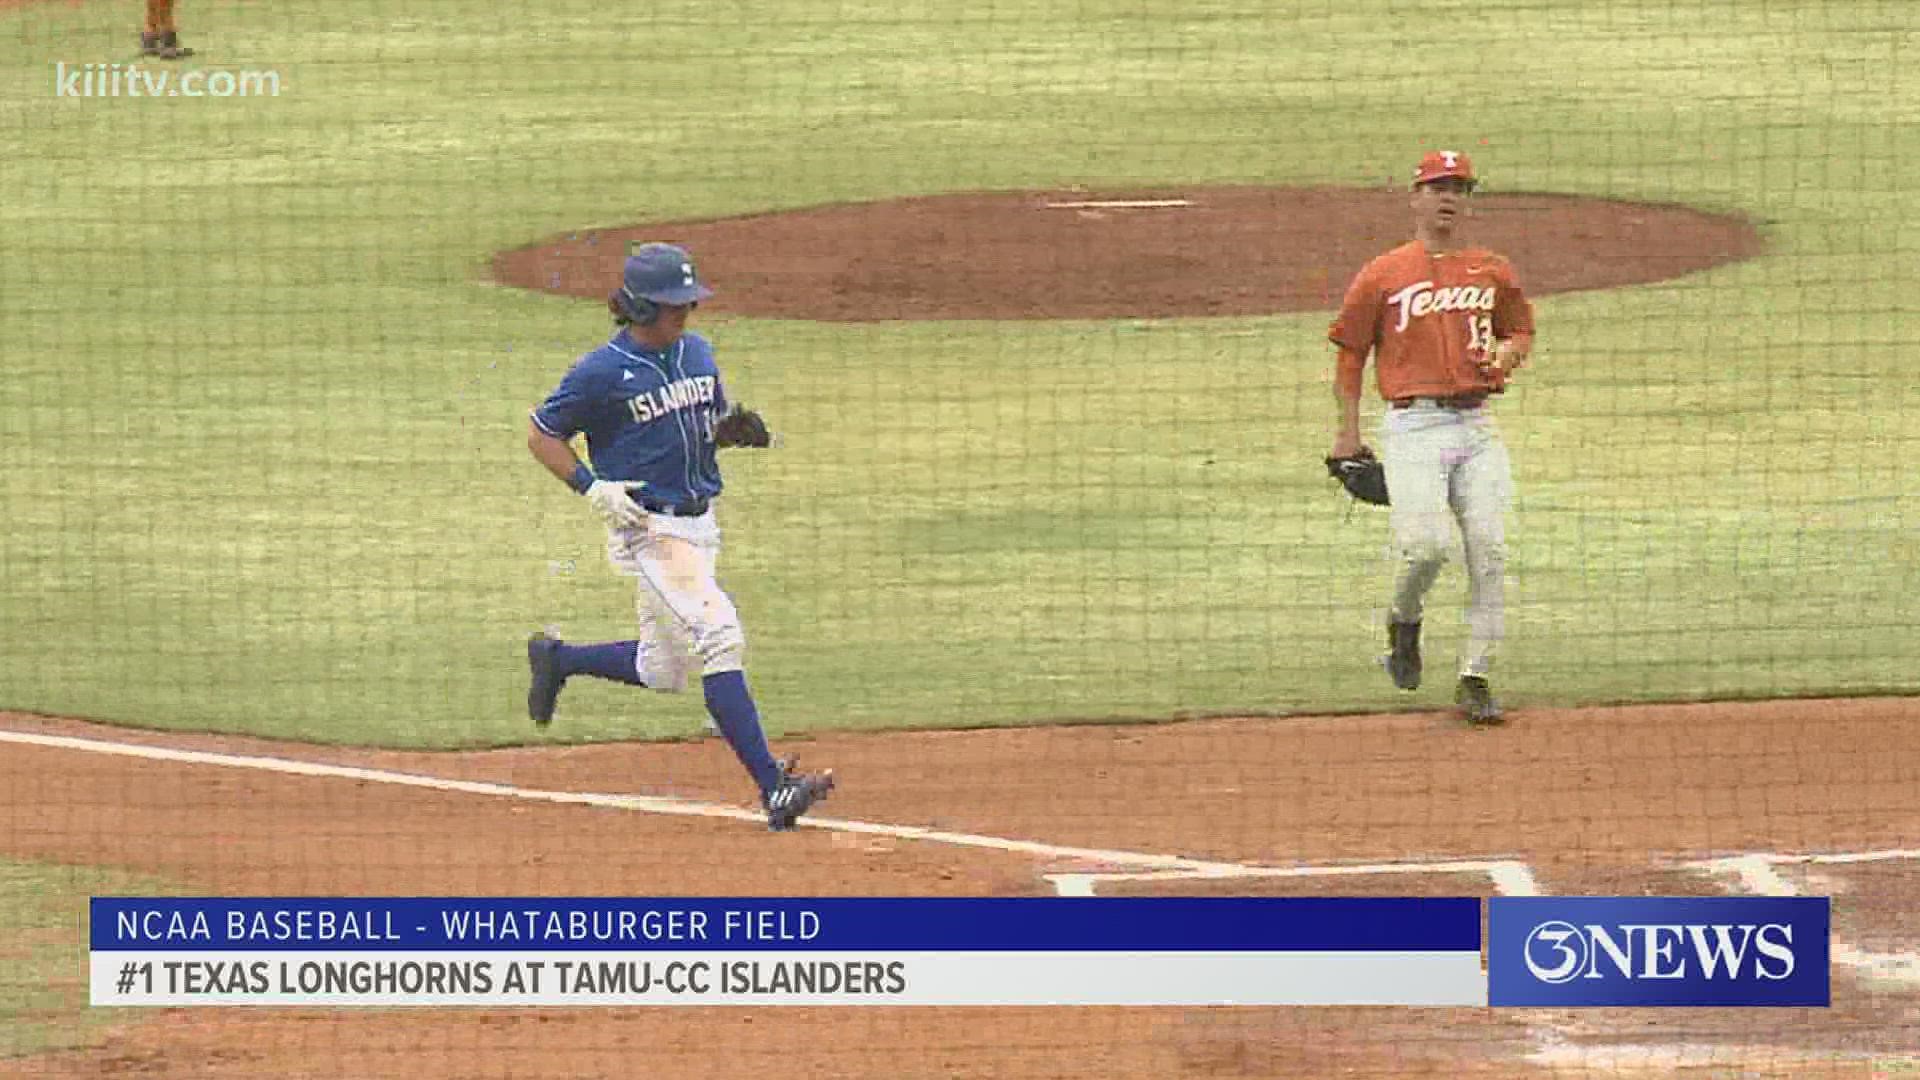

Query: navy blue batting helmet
[{"left": 610, "top": 242, "right": 713, "bottom": 326}]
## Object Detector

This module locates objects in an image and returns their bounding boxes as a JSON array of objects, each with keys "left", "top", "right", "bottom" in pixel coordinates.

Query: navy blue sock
[
  {"left": 702, "top": 670, "right": 783, "bottom": 795},
  {"left": 555, "top": 641, "right": 647, "bottom": 686}
]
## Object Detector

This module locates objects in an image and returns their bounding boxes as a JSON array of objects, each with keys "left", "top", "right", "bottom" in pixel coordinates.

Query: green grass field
[
  {"left": 0, "top": 0, "right": 1914, "bottom": 748},
  {"left": 0, "top": 858, "right": 179, "bottom": 1059}
]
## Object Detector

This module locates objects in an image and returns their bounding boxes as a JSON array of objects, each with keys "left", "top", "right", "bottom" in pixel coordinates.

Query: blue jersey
[{"left": 530, "top": 331, "right": 729, "bottom": 505}]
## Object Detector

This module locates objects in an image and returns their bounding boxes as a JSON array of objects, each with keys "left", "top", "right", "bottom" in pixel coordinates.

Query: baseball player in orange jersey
[{"left": 1328, "top": 150, "right": 1535, "bottom": 724}]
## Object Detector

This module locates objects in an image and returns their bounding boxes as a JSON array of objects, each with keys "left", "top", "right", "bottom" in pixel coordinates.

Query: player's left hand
[
  {"left": 714, "top": 405, "right": 773, "bottom": 449},
  {"left": 1325, "top": 445, "right": 1390, "bottom": 506}
]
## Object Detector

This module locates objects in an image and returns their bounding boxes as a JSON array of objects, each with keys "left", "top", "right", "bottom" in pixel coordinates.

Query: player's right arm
[
  {"left": 527, "top": 359, "right": 643, "bottom": 528},
  {"left": 1330, "top": 346, "right": 1369, "bottom": 458},
  {"left": 527, "top": 422, "right": 591, "bottom": 492},
  {"left": 1327, "top": 264, "right": 1382, "bottom": 459},
  {"left": 527, "top": 357, "right": 609, "bottom": 495}
]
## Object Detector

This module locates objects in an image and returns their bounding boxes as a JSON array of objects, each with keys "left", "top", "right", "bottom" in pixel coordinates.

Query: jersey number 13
[{"left": 1465, "top": 315, "right": 1495, "bottom": 357}]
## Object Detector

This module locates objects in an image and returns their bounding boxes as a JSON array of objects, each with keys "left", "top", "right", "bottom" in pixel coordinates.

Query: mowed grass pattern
[
  {"left": 0, "top": 0, "right": 1914, "bottom": 746},
  {"left": 0, "top": 858, "right": 182, "bottom": 1058}
]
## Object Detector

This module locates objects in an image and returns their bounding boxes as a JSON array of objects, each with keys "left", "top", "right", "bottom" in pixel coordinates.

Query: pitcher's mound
[{"left": 491, "top": 187, "right": 1763, "bottom": 322}]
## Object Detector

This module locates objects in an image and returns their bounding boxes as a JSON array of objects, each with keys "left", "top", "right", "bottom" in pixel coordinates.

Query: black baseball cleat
[
  {"left": 764, "top": 759, "right": 835, "bottom": 832},
  {"left": 1456, "top": 675, "right": 1504, "bottom": 726},
  {"left": 156, "top": 31, "right": 194, "bottom": 58},
  {"left": 1382, "top": 620, "right": 1422, "bottom": 691},
  {"left": 526, "top": 631, "right": 565, "bottom": 727}
]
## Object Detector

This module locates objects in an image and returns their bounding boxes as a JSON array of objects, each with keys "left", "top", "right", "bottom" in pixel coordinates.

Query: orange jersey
[{"left": 1328, "top": 241, "right": 1535, "bottom": 402}]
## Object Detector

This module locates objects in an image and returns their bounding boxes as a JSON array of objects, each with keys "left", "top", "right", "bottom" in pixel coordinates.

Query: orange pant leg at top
[{"left": 145, "top": 0, "right": 176, "bottom": 34}]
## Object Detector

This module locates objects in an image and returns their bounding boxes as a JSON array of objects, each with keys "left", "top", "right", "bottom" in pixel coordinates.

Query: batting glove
[{"left": 585, "top": 480, "right": 645, "bottom": 530}]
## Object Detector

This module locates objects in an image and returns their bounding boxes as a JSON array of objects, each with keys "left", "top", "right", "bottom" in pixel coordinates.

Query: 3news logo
[
  {"left": 1523, "top": 918, "right": 1798, "bottom": 983},
  {"left": 1488, "top": 897, "right": 1830, "bottom": 1006}
]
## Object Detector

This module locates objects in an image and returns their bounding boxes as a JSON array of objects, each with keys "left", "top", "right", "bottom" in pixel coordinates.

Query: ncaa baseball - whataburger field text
[{"left": 112, "top": 903, "right": 818, "bottom": 944}]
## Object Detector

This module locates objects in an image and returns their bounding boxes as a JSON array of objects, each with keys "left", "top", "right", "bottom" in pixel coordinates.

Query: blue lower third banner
[
  {"left": 90, "top": 897, "right": 1483, "bottom": 1007},
  {"left": 1489, "top": 896, "right": 1830, "bottom": 1007}
]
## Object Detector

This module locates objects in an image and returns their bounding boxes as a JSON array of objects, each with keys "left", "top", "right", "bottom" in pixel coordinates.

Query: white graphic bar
[{"left": 92, "top": 950, "right": 1485, "bottom": 1007}]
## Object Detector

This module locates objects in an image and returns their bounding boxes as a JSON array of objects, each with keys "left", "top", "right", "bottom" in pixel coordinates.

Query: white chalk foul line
[
  {"left": 1044, "top": 199, "right": 1192, "bottom": 209},
  {"left": 0, "top": 728, "right": 1265, "bottom": 876},
  {"left": 0, "top": 728, "right": 772, "bottom": 820},
  {"left": 2, "top": 727, "right": 1549, "bottom": 899}
]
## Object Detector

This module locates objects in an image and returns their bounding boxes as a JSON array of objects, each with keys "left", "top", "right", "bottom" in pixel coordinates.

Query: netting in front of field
[{"left": 0, "top": 0, "right": 1914, "bottom": 1074}]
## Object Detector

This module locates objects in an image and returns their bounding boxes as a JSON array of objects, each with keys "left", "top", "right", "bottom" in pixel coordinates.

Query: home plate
[{"left": 1045, "top": 199, "right": 1193, "bottom": 209}]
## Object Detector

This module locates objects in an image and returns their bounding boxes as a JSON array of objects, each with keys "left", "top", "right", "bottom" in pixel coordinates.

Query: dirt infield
[
  {"left": 3, "top": 697, "right": 1916, "bottom": 1078},
  {"left": 491, "top": 188, "right": 1764, "bottom": 321}
]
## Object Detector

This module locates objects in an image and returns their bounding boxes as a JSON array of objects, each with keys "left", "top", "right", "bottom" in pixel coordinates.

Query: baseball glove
[
  {"left": 1325, "top": 446, "right": 1390, "bottom": 506},
  {"left": 713, "top": 404, "right": 773, "bottom": 449}
]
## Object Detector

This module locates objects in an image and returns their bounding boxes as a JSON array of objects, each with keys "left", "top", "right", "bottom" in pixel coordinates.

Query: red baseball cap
[{"left": 1412, "top": 150, "right": 1477, "bottom": 188}]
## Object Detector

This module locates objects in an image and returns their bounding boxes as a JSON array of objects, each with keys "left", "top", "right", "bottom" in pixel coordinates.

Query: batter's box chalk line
[
  {"left": 1526, "top": 849, "right": 1920, "bottom": 1073},
  {"left": 1687, "top": 848, "right": 1920, "bottom": 989},
  {"left": 1046, "top": 857, "right": 1540, "bottom": 898}
]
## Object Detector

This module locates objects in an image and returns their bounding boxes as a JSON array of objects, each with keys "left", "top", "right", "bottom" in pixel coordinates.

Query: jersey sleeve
[
  {"left": 529, "top": 357, "right": 607, "bottom": 439},
  {"left": 1327, "top": 264, "right": 1382, "bottom": 352},
  {"left": 681, "top": 332, "right": 727, "bottom": 415},
  {"left": 1492, "top": 261, "right": 1536, "bottom": 340}
]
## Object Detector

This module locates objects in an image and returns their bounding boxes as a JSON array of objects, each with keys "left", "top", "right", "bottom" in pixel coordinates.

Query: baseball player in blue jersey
[{"left": 523, "top": 242, "right": 834, "bottom": 832}]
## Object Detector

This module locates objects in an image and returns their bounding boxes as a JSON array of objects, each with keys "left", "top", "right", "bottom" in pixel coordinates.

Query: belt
[
  {"left": 1390, "top": 393, "right": 1487, "bottom": 410},
  {"left": 629, "top": 491, "right": 710, "bottom": 517}
]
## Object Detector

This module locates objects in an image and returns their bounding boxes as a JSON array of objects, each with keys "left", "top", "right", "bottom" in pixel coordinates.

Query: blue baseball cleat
[
  {"left": 764, "top": 759, "right": 835, "bottom": 832},
  {"left": 526, "top": 631, "right": 565, "bottom": 727}
]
